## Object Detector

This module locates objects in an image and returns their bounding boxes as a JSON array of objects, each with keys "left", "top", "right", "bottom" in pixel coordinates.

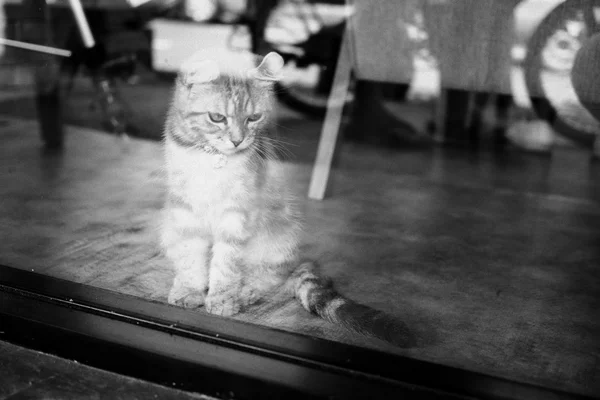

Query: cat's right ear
[
  {"left": 179, "top": 59, "right": 220, "bottom": 86},
  {"left": 247, "top": 52, "right": 284, "bottom": 82}
]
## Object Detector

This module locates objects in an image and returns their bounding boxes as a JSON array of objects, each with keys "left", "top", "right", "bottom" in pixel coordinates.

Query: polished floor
[{"left": 0, "top": 111, "right": 599, "bottom": 398}]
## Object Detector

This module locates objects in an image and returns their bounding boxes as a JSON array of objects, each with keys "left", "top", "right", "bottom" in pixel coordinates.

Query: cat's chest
[
  {"left": 169, "top": 150, "right": 251, "bottom": 207},
  {"left": 186, "top": 168, "right": 242, "bottom": 204}
]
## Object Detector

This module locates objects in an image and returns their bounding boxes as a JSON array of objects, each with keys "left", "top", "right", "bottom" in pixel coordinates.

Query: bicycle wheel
[
  {"left": 524, "top": 0, "right": 600, "bottom": 147},
  {"left": 261, "top": 1, "right": 354, "bottom": 117},
  {"left": 274, "top": 57, "right": 354, "bottom": 117}
]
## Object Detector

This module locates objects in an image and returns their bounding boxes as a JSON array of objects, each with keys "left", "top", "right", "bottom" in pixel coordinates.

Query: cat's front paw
[
  {"left": 168, "top": 286, "right": 207, "bottom": 309},
  {"left": 205, "top": 292, "right": 242, "bottom": 316}
]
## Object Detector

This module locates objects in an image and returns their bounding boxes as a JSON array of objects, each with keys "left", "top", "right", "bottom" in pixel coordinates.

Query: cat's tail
[{"left": 290, "top": 261, "right": 416, "bottom": 348}]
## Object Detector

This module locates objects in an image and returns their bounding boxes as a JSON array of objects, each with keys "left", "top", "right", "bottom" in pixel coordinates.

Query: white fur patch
[
  {"left": 212, "top": 242, "right": 237, "bottom": 259},
  {"left": 171, "top": 207, "right": 193, "bottom": 224},
  {"left": 244, "top": 230, "right": 299, "bottom": 267},
  {"left": 218, "top": 211, "right": 247, "bottom": 241},
  {"left": 298, "top": 282, "right": 315, "bottom": 310},
  {"left": 327, "top": 297, "right": 345, "bottom": 311}
]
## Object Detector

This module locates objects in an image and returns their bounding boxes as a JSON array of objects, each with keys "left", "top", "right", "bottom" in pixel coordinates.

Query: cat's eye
[
  {"left": 246, "top": 114, "right": 263, "bottom": 123},
  {"left": 208, "top": 113, "right": 226, "bottom": 123}
]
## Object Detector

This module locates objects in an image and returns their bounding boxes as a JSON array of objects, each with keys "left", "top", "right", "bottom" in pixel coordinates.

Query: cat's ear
[
  {"left": 248, "top": 52, "right": 284, "bottom": 82},
  {"left": 179, "top": 59, "right": 220, "bottom": 86}
]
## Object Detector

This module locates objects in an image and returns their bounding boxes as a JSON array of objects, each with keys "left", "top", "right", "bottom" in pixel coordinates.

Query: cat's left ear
[{"left": 248, "top": 52, "right": 284, "bottom": 82}]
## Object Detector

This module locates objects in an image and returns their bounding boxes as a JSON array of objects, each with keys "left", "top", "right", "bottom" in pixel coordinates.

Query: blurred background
[{"left": 0, "top": 0, "right": 599, "bottom": 159}]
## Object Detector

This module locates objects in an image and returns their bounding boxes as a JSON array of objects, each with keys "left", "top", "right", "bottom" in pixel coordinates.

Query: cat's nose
[{"left": 230, "top": 138, "right": 243, "bottom": 147}]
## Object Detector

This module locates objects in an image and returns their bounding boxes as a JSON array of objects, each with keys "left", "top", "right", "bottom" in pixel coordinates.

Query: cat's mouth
[
  {"left": 216, "top": 139, "right": 254, "bottom": 155},
  {"left": 214, "top": 145, "right": 244, "bottom": 157}
]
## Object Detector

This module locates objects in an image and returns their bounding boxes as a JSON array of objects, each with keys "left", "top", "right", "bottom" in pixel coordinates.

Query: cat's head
[{"left": 174, "top": 50, "right": 284, "bottom": 156}]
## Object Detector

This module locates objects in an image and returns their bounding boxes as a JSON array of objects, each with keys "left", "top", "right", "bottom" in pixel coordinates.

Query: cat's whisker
[
  {"left": 270, "top": 86, "right": 289, "bottom": 95},
  {"left": 260, "top": 148, "right": 281, "bottom": 163},
  {"left": 259, "top": 137, "right": 291, "bottom": 156},
  {"left": 261, "top": 136, "right": 300, "bottom": 148},
  {"left": 264, "top": 140, "right": 296, "bottom": 158},
  {"left": 262, "top": 144, "right": 296, "bottom": 157},
  {"left": 272, "top": 148, "right": 295, "bottom": 161},
  {"left": 251, "top": 142, "right": 276, "bottom": 164},
  {"left": 261, "top": 135, "right": 296, "bottom": 143},
  {"left": 270, "top": 122, "right": 297, "bottom": 132},
  {"left": 264, "top": 121, "right": 290, "bottom": 131}
]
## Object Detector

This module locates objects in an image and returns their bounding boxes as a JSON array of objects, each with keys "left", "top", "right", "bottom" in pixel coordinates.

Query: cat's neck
[
  {"left": 198, "top": 143, "right": 229, "bottom": 169},
  {"left": 166, "top": 138, "right": 262, "bottom": 176}
]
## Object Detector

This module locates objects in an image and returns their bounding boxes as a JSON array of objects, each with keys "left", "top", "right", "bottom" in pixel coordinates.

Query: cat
[{"left": 161, "top": 49, "right": 415, "bottom": 347}]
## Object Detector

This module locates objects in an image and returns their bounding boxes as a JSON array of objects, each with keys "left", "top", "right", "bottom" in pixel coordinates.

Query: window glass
[{"left": 1, "top": 0, "right": 599, "bottom": 397}]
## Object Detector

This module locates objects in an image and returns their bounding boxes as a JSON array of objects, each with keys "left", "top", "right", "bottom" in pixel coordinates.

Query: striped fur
[
  {"left": 162, "top": 50, "right": 415, "bottom": 347},
  {"left": 291, "top": 262, "right": 415, "bottom": 347}
]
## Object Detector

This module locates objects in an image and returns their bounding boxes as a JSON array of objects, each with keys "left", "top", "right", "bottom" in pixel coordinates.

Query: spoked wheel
[
  {"left": 268, "top": 22, "right": 355, "bottom": 118},
  {"left": 258, "top": 0, "right": 354, "bottom": 117},
  {"left": 524, "top": 0, "right": 600, "bottom": 147},
  {"left": 274, "top": 58, "right": 355, "bottom": 117}
]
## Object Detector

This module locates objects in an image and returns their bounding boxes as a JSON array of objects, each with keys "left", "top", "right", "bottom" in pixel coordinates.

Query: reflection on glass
[{"left": 1, "top": 0, "right": 599, "bottom": 397}]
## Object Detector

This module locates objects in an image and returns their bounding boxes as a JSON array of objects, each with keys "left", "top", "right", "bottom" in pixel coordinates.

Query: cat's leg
[
  {"left": 205, "top": 208, "right": 250, "bottom": 316},
  {"left": 239, "top": 261, "right": 293, "bottom": 308},
  {"left": 162, "top": 204, "right": 210, "bottom": 308},
  {"left": 239, "top": 227, "right": 301, "bottom": 307}
]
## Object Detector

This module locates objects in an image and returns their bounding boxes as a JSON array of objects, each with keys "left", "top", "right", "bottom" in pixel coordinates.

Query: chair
[
  {"left": 307, "top": 0, "right": 415, "bottom": 200},
  {"left": 308, "top": 0, "right": 518, "bottom": 200}
]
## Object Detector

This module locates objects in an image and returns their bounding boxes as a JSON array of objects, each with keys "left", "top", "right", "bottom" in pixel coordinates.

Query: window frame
[{"left": 0, "top": 264, "right": 591, "bottom": 400}]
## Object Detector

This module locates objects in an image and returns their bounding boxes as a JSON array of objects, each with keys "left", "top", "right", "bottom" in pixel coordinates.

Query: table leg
[
  {"left": 307, "top": 28, "right": 353, "bottom": 200},
  {"left": 23, "top": 0, "right": 64, "bottom": 149}
]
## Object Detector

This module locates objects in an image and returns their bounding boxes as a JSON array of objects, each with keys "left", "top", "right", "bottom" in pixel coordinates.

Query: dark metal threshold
[{"left": 0, "top": 265, "right": 594, "bottom": 400}]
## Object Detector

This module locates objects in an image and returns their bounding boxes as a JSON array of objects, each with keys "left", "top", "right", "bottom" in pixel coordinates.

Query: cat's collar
[{"left": 202, "top": 144, "right": 228, "bottom": 169}]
